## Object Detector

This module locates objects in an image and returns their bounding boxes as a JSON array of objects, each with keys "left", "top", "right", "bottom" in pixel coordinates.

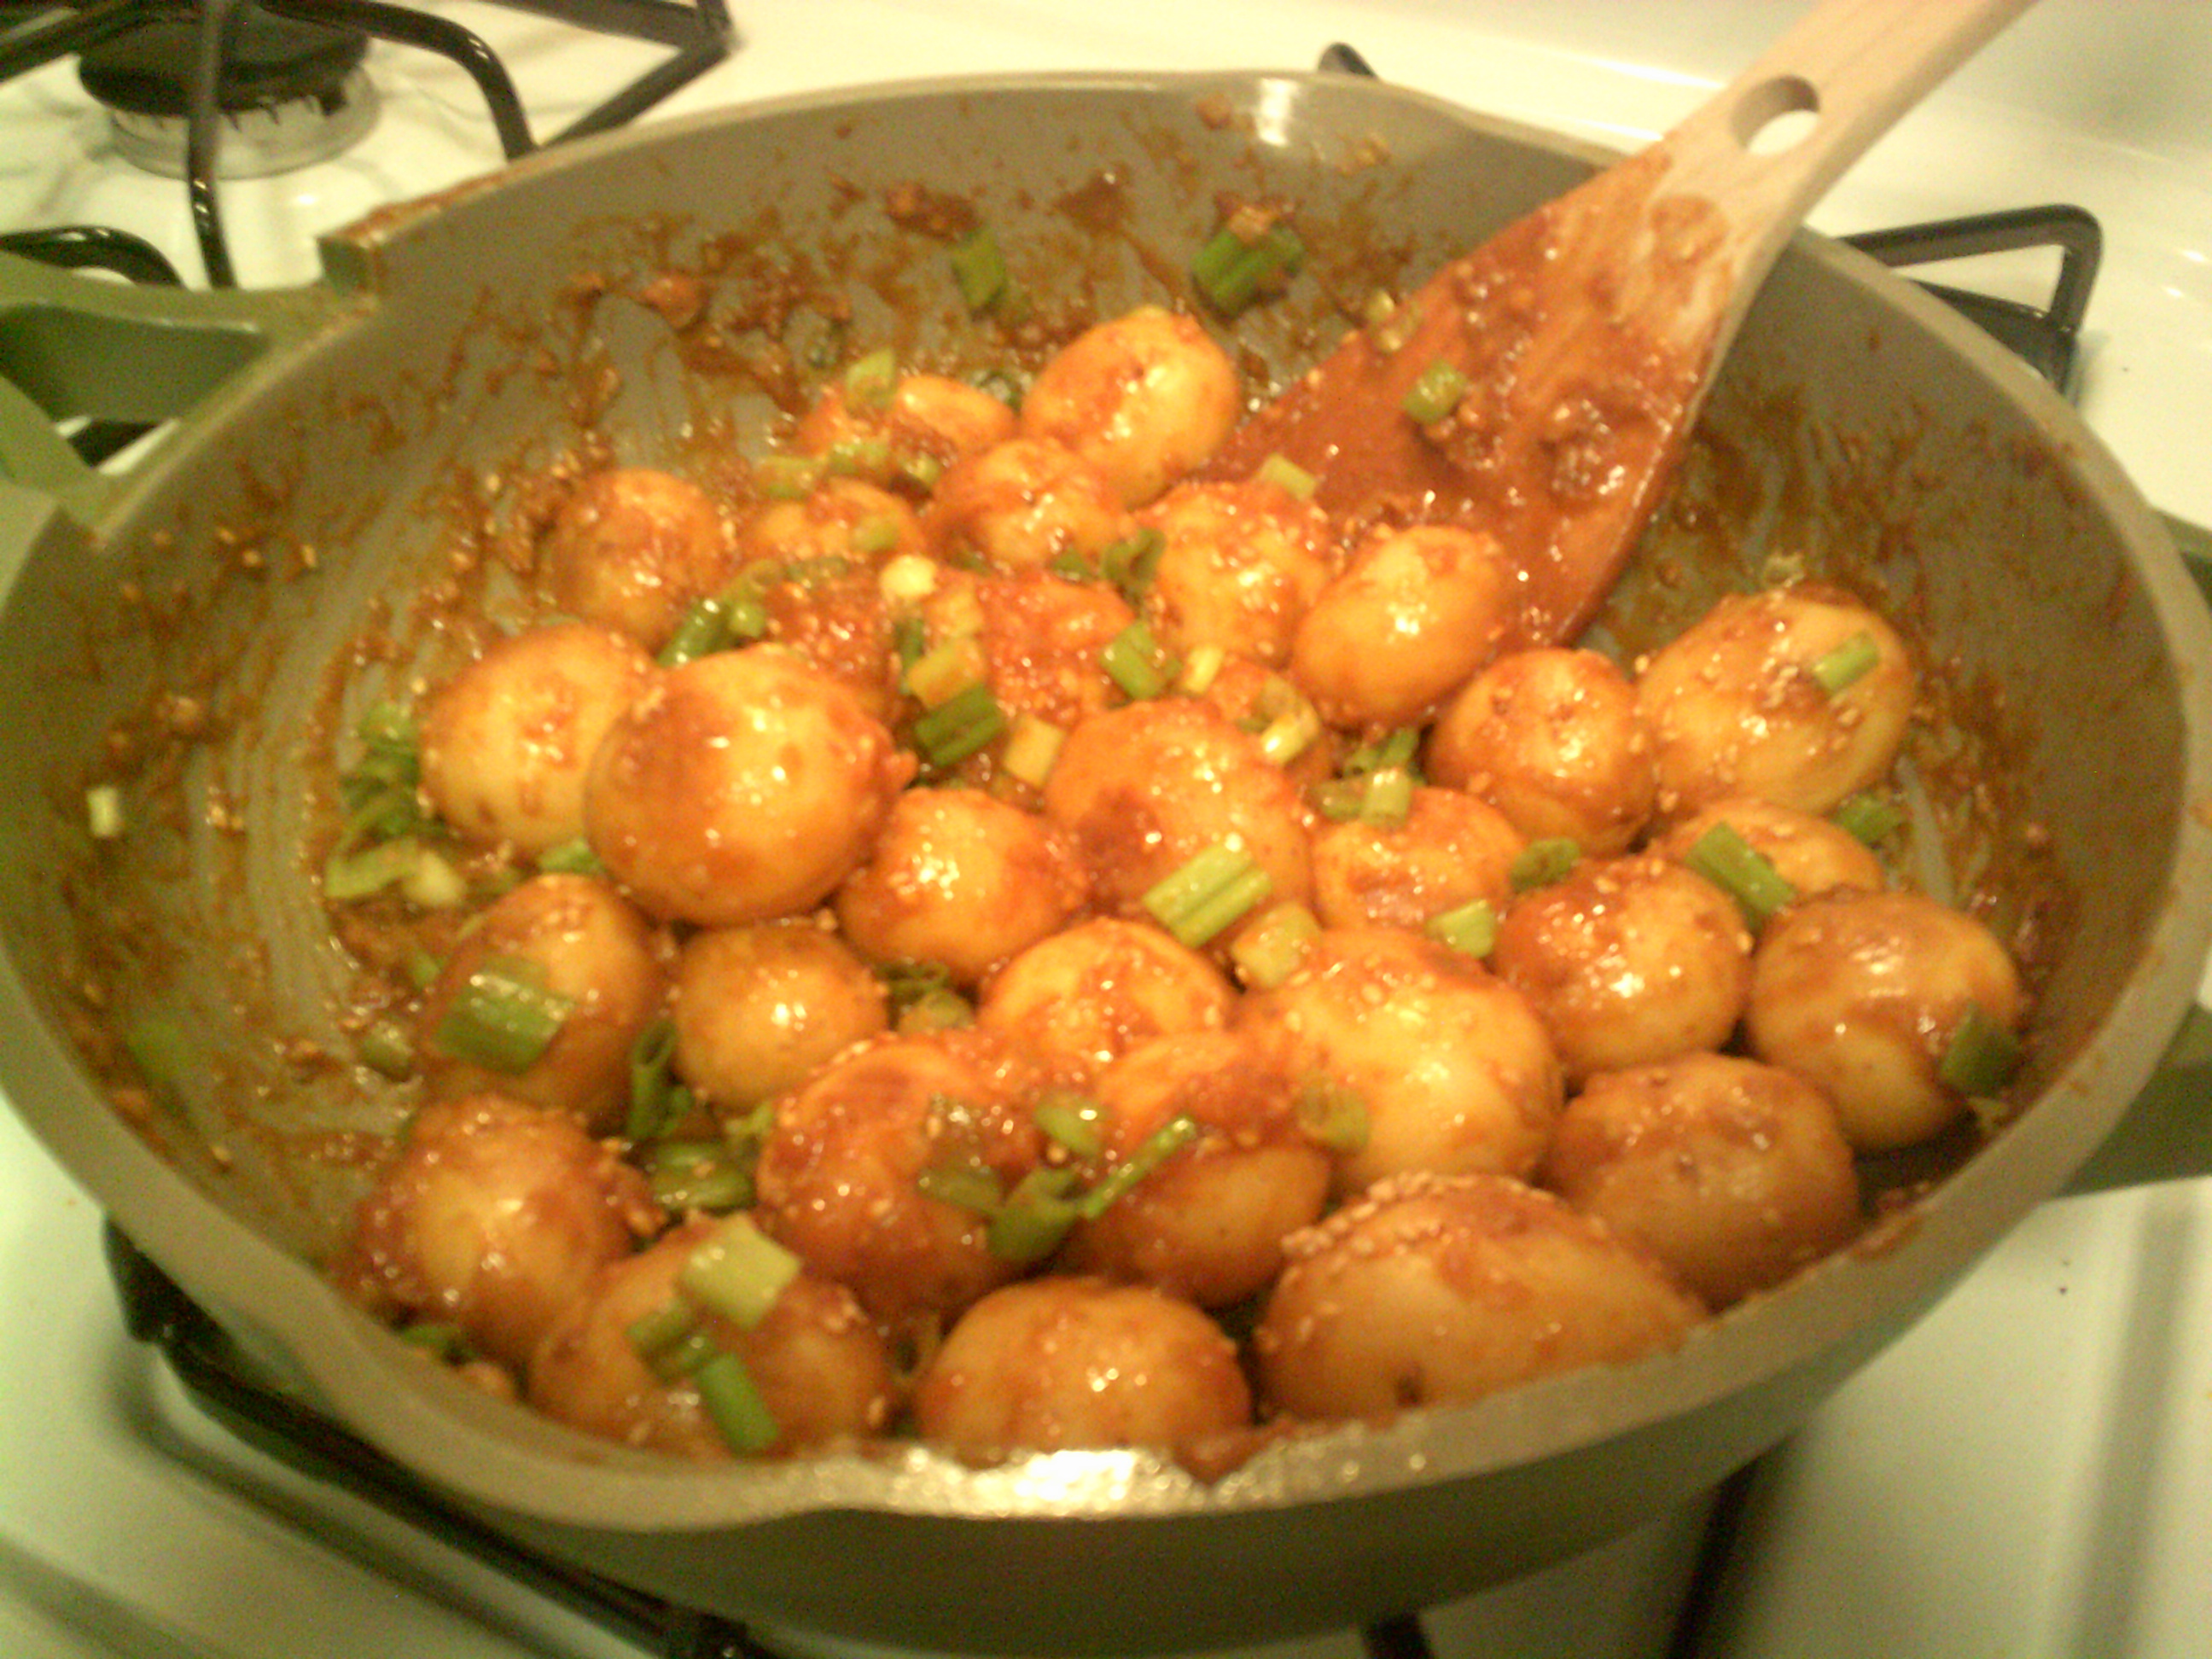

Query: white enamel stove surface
[{"left": 3, "top": 4, "right": 2211, "bottom": 1656}]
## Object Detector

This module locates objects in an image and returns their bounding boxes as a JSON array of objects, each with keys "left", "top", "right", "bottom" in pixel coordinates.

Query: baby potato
[
  {"left": 1239, "top": 926, "right": 1563, "bottom": 1193},
  {"left": 975, "top": 916, "right": 1238, "bottom": 1082},
  {"left": 923, "top": 436, "right": 1138, "bottom": 574},
  {"left": 1309, "top": 785, "right": 1524, "bottom": 934},
  {"left": 1138, "top": 478, "right": 1337, "bottom": 669},
  {"left": 1041, "top": 698, "right": 1313, "bottom": 930},
  {"left": 334, "top": 1092, "right": 659, "bottom": 1370},
  {"left": 1492, "top": 853, "right": 1753, "bottom": 1085},
  {"left": 542, "top": 466, "right": 733, "bottom": 651},
  {"left": 1542, "top": 1054, "right": 1863, "bottom": 1307},
  {"left": 755, "top": 557, "right": 901, "bottom": 721},
  {"left": 527, "top": 1216, "right": 896, "bottom": 1459},
  {"left": 1426, "top": 647, "right": 1656, "bottom": 856},
  {"left": 416, "top": 621, "right": 658, "bottom": 859},
  {"left": 913, "top": 1277, "right": 1250, "bottom": 1458},
  {"left": 416, "top": 873, "right": 669, "bottom": 1132},
  {"left": 1654, "top": 795, "right": 1887, "bottom": 911},
  {"left": 1745, "top": 889, "right": 2027, "bottom": 1153},
  {"left": 962, "top": 571, "right": 1136, "bottom": 735},
  {"left": 752, "top": 1027, "right": 1046, "bottom": 1324},
  {"left": 1254, "top": 1173, "right": 1706, "bottom": 1422},
  {"left": 795, "top": 370, "right": 1017, "bottom": 488},
  {"left": 736, "top": 476, "right": 926, "bottom": 571},
  {"left": 1064, "top": 1028, "right": 1332, "bottom": 1308},
  {"left": 670, "top": 919, "right": 888, "bottom": 1116},
  {"left": 1289, "top": 524, "right": 1516, "bottom": 728},
  {"left": 1637, "top": 584, "right": 1915, "bottom": 818},
  {"left": 835, "top": 788, "right": 1090, "bottom": 987},
  {"left": 1019, "top": 306, "right": 1242, "bottom": 507},
  {"left": 583, "top": 647, "right": 911, "bottom": 928}
]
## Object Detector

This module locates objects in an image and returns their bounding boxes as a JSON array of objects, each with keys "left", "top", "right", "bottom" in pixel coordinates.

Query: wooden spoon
[{"left": 1208, "top": 0, "right": 2038, "bottom": 646}]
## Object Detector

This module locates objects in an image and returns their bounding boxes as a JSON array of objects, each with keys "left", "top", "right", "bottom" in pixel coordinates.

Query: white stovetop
[{"left": 3, "top": 4, "right": 2210, "bottom": 1657}]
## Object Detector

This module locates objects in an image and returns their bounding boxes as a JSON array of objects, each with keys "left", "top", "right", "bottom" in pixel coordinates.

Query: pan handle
[{"left": 0, "top": 246, "right": 346, "bottom": 521}]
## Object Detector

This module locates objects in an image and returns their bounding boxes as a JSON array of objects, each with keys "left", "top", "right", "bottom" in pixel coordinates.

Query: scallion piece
[
  {"left": 1937, "top": 1004, "right": 2023, "bottom": 1097},
  {"left": 1510, "top": 837, "right": 1580, "bottom": 892},
  {"left": 1256, "top": 452, "right": 1318, "bottom": 500},
  {"left": 642, "top": 1139, "right": 753, "bottom": 1213},
  {"left": 356, "top": 1018, "right": 416, "bottom": 1080},
  {"left": 1685, "top": 821, "right": 1798, "bottom": 928},
  {"left": 1402, "top": 358, "right": 1470, "bottom": 425},
  {"left": 910, "top": 680, "right": 1006, "bottom": 768},
  {"left": 1358, "top": 765, "right": 1415, "bottom": 829},
  {"left": 86, "top": 784, "right": 125, "bottom": 841},
  {"left": 400, "top": 847, "right": 469, "bottom": 910},
  {"left": 693, "top": 1350, "right": 782, "bottom": 1454},
  {"left": 679, "top": 1214, "right": 802, "bottom": 1330},
  {"left": 1230, "top": 900, "right": 1321, "bottom": 990},
  {"left": 1076, "top": 1114, "right": 1201, "bottom": 1220},
  {"left": 1190, "top": 219, "right": 1306, "bottom": 317},
  {"left": 432, "top": 955, "right": 573, "bottom": 1074},
  {"left": 904, "top": 633, "right": 988, "bottom": 707},
  {"left": 825, "top": 434, "right": 893, "bottom": 478},
  {"left": 626, "top": 1015, "right": 693, "bottom": 1142},
  {"left": 897, "top": 984, "right": 975, "bottom": 1033},
  {"left": 998, "top": 711, "right": 1067, "bottom": 789},
  {"left": 398, "top": 1322, "right": 472, "bottom": 1363},
  {"left": 626, "top": 1298, "right": 702, "bottom": 1368},
  {"left": 986, "top": 1167, "right": 1084, "bottom": 1265},
  {"left": 1344, "top": 727, "right": 1421, "bottom": 777},
  {"left": 849, "top": 514, "right": 904, "bottom": 557},
  {"left": 842, "top": 347, "right": 899, "bottom": 410},
  {"left": 660, "top": 595, "right": 734, "bottom": 668},
  {"left": 1142, "top": 843, "right": 1274, "bottom": 948},
  {"left": 323, "top": 835, "right": 428, "bottom": 902},
  {"left": 1424, "top": 897, "right": 1499, "bottom": 958},
  {"left": 1256, "top": 698, "right": 1324, "bottom": 767},
  {"left": 1810, "top": 631, "right": 1881, "bottom": 695},
  {"left": 1097, "top": 527, "right": 1166, "bottom": 605},
  {"left": 536, "top": 836, "right": 605, "bottom": 876},
  {"left": 950, "top": 227, "right": 1010, "bottom": 313},
  {"left": 1295, "top": 1079, "right": 1370, "bottom": 1154},
  {"left": 1834, "top": 789, "right": 1906, "bottom": 846},
  {"left": 917, "top": 1158, "right": 1006, "bottom": 1216},
  {"left": 1033, "top": 1090, "right": 1108, "bottom": 1160},
  {"left": 1309, "top": 777, "right": 1369, "bottom": 824},
  {"left": 754, "top": 453, "right": 822, "bottom": 500},
  {"left": 1177, "top": 643, "right": 1226, "bottom": 696},
  {"left": 1103, "top": 619, "right": 1178, "bottom": 701}
]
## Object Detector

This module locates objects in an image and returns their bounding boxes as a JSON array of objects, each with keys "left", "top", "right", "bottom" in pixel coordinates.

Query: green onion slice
[
  {"left": 1102, "top": 620, "right": 1179, "bottom": 701},
  {"left": 1142, "top": 843, "right": 1273, "bottom": 948},
  {"left": 642, "top": 1139, "right": 753, "bottom": 1214},
  {"left": 1343, "top": 727, "right": 1422, "bottom": 777},
  {"left": 678, "top": 1214, "right": 802, "bottom": 1330},
  {"left": 1256, "top": 452, "right": 1318, "bottom": 500},
  {"left": 950, "top": 227, "right": 1010, "bottom": 313},
  {"left": 535, "top": 836, "right": 605, "bottom": 876},
  {"left": 1424, "top": 896, "right": 1499, "bottom": 959},
  {"left": 1033, "top": 1090, "right": 1108, "bottom": 1160},
  {"left": 1684, "top": 821, "right": 1798, "bottom": 928},
  {"left": 432, "top": 955, "right": 574, "bottom": 1074},
  {"left": 1076, "top": 1114, "right": 1202, "bottom": 1220},
  {"left": 910, "top": 680, "right": 1007, "bottom": 769},
  {"left": 1510, "top": 837, "right": 1580, "bottom": 892},
  {"left": 626, "top": 1298, "right": 703, "bottom": 1368},
  {"left": 1937, "top": 1004, "right": 2023, "bottom": 1097},
  {"left": 356, "top": 1018, "right": 416, "bottom": 1080},
  {"left": 1402, "top": 358, "right": 1470, "bottom": 425},
  {"left": 1834, "top": 789, "right": 1907, "bottom": 846},
  {"left": 1190, "top": 218, "right": 1306, "bottom": 317},
  {"left": 1098, "top": 528, "right": 1167, "bottom": 606},
  {"left": 626, "top": 1015, "right": 694, "bottom": 1142},
  {"left": 1295, "top": 1078, "right": 1371, "bottom": 1153},
  {"left": 842, "top": 347, "right": 899, "bottom": 410},
  {"left": 1230, "top": 900, "right": 1321, "bottom": 990},
  {"left": 986, "top": 1167, "right": 1085, "bottom": 1266},
  {"left": 917, "top": 1157, "right": 1007, "bottom": 1216},
  {"left": 1810, "top": 631, "right": 1881, "bottom": 695},
  {"left": 693, "top": 1350, "right": 782, "bottom": 1454}
]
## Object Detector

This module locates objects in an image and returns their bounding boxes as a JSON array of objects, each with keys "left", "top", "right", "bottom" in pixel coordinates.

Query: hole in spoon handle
[{"left": 1730, "top": 73, "right": 1823, "bottom": 156}]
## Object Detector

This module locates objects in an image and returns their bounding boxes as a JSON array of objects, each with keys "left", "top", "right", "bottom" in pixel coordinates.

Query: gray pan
[{"left": 2, "top": 71, "right": 2209, "bottom": 1656}]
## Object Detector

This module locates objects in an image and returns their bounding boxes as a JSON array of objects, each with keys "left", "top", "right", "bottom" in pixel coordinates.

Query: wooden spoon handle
[{"left": 1660, "top": 0, "right": 2040, "bottom": 354}]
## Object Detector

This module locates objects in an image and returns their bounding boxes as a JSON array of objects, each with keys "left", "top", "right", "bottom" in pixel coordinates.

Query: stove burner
[{"left": 79, "top": 6, "right": 378, "bottom": 178}]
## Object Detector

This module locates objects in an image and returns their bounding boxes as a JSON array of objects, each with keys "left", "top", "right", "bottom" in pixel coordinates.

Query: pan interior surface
[{"left": 0, "top": 73, "right": 2205, "bottom": 1652}]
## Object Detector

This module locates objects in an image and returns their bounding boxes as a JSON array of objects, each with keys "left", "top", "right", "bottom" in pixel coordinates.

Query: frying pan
[{"left": 2, "top": 70, "right": 2209, "bottom": 1656}]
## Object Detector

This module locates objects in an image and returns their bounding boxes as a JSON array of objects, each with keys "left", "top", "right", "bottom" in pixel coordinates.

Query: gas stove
[{"left": 3, "top": 4, "right": 2210, "bottom": 1657}]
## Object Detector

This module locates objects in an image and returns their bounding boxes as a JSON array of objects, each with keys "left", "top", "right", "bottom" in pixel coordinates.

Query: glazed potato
[
  {"left": 416, "top": 874, "right": 668, "bottom": 1132},
  {"left": 1308, "top": 785, "right": 1524, "bottom": 934},
  {"left": 751, "top": 1028, "right": 1046, "bottom": 1324},
  {"left": 1019, "top": 306, "right": 1242, "bottom": 507},
  {"left": 1064, "top": 1028, "right": 1332, "bottom": 1308},
  {"left": 334, "top": 1092, "right": 659, "bottom": 1369},
  {"left": 794, "top": 370, "right": 1018, "bottom": 487},
  {"left": 975, "top": 916, "right": 1239, "bottom": 1082},
  {"left": 1289, "top": 524, "right": 1516, "bottom": 728},
  {"left": 913, "top": 1278, "right": 1250, "bottom": 1457},
  {"left": 1426, "top": 647, "right": 1657, "bottom": 856},
  {"left": 1138, "top": 479, "right": 1336, "bottom": 668},
  {"left": 963, "top": 571, "right": 1136, "bottom": 733},
  {"left": 583, "top": 647, "right": 911, "bottom": 927},
  {"left": 1637, "top": 584, "right": 1915, "bottom": 818},
  {"left": 1543, "top": 1054, "right": 1863, "bottom": 1307},
  {"left": 834, "top": 788, "right": 1090, "bottom": 987},
  {"left": 1254, "top": 1173, "right": 1706, "bottom": 1421},
  {"left": 1492, "top": 854, "right": 1753, "bottom": 1084},
  {"left": 1654, "top": 795, "right": 1887, "bottom": 912},
  {"left": 1041, "top": 698, "right": 1313, "bottom": 929},
  {"left": 923, "top": 436, "right": 1138, "bottom": 573},
  {"left": 736, "top": 476, "right": 927, "bottom": 571},
  {"left": 1746, "top": 889, "right": 2027, "bottom": 1152},
  {"left": 527, "top": 1217, "right": 896, "bottom": 1459},
  {"left": 542, "top": 466, "right": 732, "bottom": 650},
  {"left": 670, "top": 919, "right": 889, "bottom": 1115},
  {"left": 1239, "top": 927, "right": 1563, "bottom": 1192},
  {"left": 416, "top": 621, "right": 657, "bottom": 859},
  {"left": 755, "top": 557, "right": 901, "bottom": 720}
]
